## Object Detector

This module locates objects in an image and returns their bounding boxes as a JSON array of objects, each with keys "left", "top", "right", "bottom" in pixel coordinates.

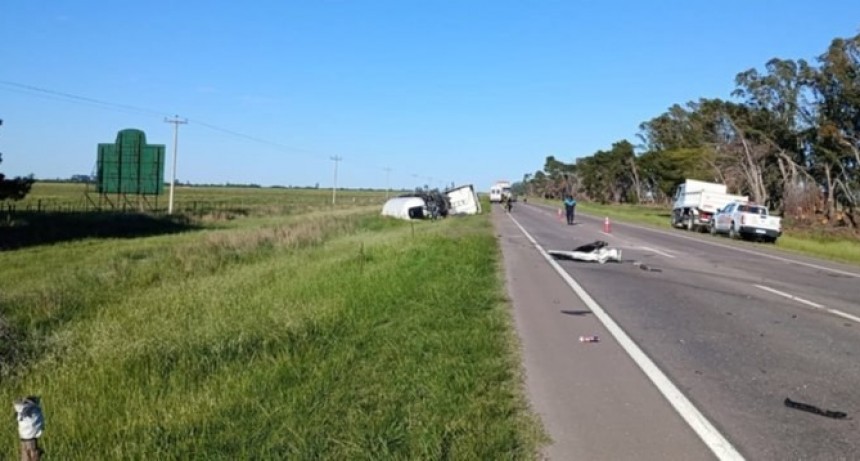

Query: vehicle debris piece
[
  {"left": 579, "top": 335, "right": 599, "bottom": 343},
  {"left": 784, "top": 398, "right": 848, "bottom": 419},
  {"left": 548, "top": 240, "right": 622, "bottom": 264},
  {"left": 382, "top": 196, "right": 428, "bottom": 220},
  {"left": 445, "top": 184, "right": 481, "bottom": 215}
]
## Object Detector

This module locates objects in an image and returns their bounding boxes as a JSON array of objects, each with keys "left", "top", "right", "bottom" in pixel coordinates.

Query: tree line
[
  {"left": 0, "top": 119, "right": 35, "bottom": 201},
  {"left": 520, "top": 32, "right": 860, "bottom": 229}
]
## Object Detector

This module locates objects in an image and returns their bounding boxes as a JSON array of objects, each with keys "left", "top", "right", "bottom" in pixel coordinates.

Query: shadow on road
[{"left": 560, "top": 309, "right": 592, "bottom": 316}]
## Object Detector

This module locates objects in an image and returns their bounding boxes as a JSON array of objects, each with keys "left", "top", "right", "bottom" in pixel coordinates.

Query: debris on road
[
  {"left": 632, "top": 261, "right": 663, "bottom": 272},
  {"left": 579, "top": 335, "right": 599, "bottom": 343},
  {"left": 549, "top": 240, "right": 622, "bottom": 264},
  {"left": 784, "top": 398, "right": 848, "bottom": 420}
]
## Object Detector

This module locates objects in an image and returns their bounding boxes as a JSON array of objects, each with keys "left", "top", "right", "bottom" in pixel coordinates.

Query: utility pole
[
  {"left": 330, "top": 155, "right": 342, "bottom": 205},
  {"left": 383, "top": 167, "right": 391, "bottom": 199},
  {"left": 164, "top": 115, "right": 187, "bottom": 214}
]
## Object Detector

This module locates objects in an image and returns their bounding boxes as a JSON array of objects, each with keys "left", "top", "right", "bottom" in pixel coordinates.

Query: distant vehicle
[
  {"left": 489, "top": 181, "right": 513, "bottom": 203},
  {"left": 671, "top": 179, "right": 747, "bottom": 232},
  {"left": 710, "top": 201, "right": 782, "bottom": 243}
]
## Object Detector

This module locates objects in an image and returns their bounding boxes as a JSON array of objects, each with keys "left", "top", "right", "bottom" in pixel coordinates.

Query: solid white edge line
[
  {"left": 526, "top": 202, "right": 860, "bottom": 279},
  {"left": 830, "top": 310, "right": 860, "bottom": 324},
  {"left": 507, "top": 213, "right": 744, "bottom": 461},
  {"left": 754, "top": 284, "right": 860, "bottom": 324}
]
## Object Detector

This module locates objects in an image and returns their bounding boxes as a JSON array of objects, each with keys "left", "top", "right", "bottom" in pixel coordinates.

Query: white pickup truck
[{"left": 710, "top": 201, "right": 782, "bottom": 243}]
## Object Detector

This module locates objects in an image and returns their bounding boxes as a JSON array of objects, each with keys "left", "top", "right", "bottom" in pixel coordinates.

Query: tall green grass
[
  {"left": 1, "top": 208, "right": 544, "bottom": 459},
  {"left": 776, "top": 233, "right": 860, "bottom": 265}
]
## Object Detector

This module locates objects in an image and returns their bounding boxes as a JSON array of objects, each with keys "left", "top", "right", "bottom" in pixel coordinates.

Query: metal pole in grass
[
  {"left": 383, "top": 167, "right": 391, "bottom": 199},
  {"left": 330, "top": 155, "right": 342, "bottom": 205},
  {"left": 164, "top": 115, "right": 188, "bottom": 215},
  {"left": 13, "top": 397, "right": 44, "bottom": 461}
]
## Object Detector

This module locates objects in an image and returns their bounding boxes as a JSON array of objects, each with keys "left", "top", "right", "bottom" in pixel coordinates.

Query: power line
[
  {"left": 190, "top": 119, "right": 328, "bottom": 160},
  {"left": 0, "top": 80, "right": 166, "bottom": 117},
  {"left": 1, "top": 80, "right": 450, "bottom": 190}
]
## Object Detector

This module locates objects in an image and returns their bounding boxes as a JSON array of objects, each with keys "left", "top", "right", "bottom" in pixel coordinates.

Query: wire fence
[{"left": 2, "top": 195, "right": 389, "bottom": 220}]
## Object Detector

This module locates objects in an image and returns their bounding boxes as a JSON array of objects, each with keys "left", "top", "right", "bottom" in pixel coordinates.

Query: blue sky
[{"left": 1, "top": 1, "right": 858, "bottom": 191}]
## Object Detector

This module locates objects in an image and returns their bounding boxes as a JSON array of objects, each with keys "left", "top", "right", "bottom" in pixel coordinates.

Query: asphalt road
[{"left": 494, "top": 202, "right": 860, "bottom": 460}]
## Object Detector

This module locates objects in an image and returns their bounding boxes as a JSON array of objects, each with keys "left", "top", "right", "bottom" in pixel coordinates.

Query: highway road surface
[{"left": 494, "top": 202, "right": 860, "bottom": 460}]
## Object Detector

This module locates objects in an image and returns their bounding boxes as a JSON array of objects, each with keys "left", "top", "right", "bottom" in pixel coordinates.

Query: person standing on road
[{"left": 563, "top": 194, "right": 577, "bottom": 224}]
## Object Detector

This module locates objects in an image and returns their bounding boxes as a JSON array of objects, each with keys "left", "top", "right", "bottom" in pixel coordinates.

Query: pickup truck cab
[{"left": 710, "top": 201, "right": 781, "bottom": 243}]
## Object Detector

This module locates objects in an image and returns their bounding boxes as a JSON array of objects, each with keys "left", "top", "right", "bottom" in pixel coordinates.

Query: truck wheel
[
  {"left": 685, "top": 217, "right": 693, "bottom": 231},
  {"left": 729, "top": 223, "right": 739, "bottom": 239}
]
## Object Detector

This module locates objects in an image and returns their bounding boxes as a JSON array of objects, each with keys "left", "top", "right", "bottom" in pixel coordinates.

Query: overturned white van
[{"left": 381, "top": 197, "right": 427, "bottom": 220}]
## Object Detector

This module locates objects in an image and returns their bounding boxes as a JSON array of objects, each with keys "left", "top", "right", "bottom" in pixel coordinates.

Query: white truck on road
[
  {"left": 671, "top": 179, "right": 748, "bottom": 232},
  {"left": 489, "top": 181, "right": 513, "bottom": 203},
  {"left": 710, "top": 201, "right": 782, "bottom": 243}
]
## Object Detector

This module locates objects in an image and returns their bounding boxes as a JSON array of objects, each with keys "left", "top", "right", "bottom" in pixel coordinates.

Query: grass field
[
  {"left": 0, "top": 189, "right": 545, "bottom": 459},
  {"left": 542, "top": 200, "right": 860, "bottom": 266},
  {"left": 4, "top": 182, "right": 396, "bottom": 216}
]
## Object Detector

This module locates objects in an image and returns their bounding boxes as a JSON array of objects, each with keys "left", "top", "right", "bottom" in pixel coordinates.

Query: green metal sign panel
[{"left": 96, "top": 129, "right": 165, "bottom": 195}]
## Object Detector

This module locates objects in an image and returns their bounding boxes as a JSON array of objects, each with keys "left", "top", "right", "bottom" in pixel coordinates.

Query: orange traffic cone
[
  {"left": 557, "top": 208, "right": 564, "bottom": 222},
  {"left": 603, "top": 216, "right": 612, "bottom": 233}
]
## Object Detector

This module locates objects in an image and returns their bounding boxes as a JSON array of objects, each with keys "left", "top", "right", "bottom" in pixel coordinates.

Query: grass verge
[{"left": 0, "top": 209, "right": 544, "bottom": 459}]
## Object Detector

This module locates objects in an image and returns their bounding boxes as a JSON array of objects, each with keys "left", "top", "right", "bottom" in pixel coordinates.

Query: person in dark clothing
[{"left": 563, "top": 195, "right": 577, "bottom": 224}]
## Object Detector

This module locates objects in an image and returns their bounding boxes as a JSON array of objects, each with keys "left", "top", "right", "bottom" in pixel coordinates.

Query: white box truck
[
  {"left": 671, "top": 179, "right": 748, "bottom": 232},
  {"left": 489, "top": 181, "right": 512, "bottom": 203}
]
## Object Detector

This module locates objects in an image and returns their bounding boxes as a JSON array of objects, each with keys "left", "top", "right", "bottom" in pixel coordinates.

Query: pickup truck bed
[{"left": 711, "top": 201, "right": 782, "bottom": 243}]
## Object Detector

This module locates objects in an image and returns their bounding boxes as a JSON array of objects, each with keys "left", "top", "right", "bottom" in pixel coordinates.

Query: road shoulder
[{"left": 493, "top": 209, "right": 717, "bottom": 461}]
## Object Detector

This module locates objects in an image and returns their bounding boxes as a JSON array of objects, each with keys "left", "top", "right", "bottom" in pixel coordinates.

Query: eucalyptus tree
[
  {"left": 0, "top": 121, "right": 35, "bottom": 201},
  {"left": 806, "top": 33, "right": 860, "bottom": 227},
  {"left": 575, "top": 140, "right": 638, "bottom": 203},
  {"left": 542, "top": 155, "right": 576, "bottom": 198},
  {"left": 733, "top": 58, "right": 820, "bottom": 215}
]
